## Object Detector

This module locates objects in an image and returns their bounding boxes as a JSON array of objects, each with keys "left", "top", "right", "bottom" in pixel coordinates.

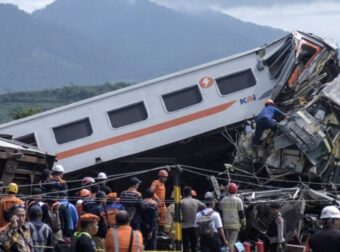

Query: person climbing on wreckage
[{"left": 252, "top": 99, "right": 288, "bottom": 146}]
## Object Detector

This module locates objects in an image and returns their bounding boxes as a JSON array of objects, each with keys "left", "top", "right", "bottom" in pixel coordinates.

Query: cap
[
  {"left": 107, "top": 192, "right": 118, "bottom": 200},
  {"left": 320, "top": 205, "right": 340, "bottom": 219},
  {"left": 97, "top": 172, "right": 107, "bottom": 180},
  {"left": 8, "top": 183, "right": 18, "bottom": 194},
  {"left": 96, "top": 191, "right": 107, "bottom": 199},
  {"left": 270, "top": 202, "right": 281, "bottom": 209},
  {"left": 80, "top": 189, "right": 91, "bottom": 197},
  {"left": 158, "top": 170, "right": 169, "bottom": 177},
  {"left": 80, "top": 213, "right": 100, "bottom": 222},
  {"left": 52, "top": 164, "right": 64, "bottom": 173},
  {"left": 129, "top": 176, "right": 141, "bottom": 186}
]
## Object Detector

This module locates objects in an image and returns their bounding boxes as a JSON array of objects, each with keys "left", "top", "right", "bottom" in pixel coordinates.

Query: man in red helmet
[
  {"left": 220, "top": 183, "right": 246, "bottom": 252},
  {"left": 252, "top": 99, "right": 287, "bottom": 145},
  {"left": 150, "top": 169, "right": 168, "bottom": 232}
]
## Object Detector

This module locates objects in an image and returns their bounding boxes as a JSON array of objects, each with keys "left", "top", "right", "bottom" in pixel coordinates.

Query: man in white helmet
[
  {"left": 308, "top": 205, "right": 340, "bottom": 252},
  {"left": 96, "top": 172, "right": 112, "bottom": 194},
  {"left": 42, "top": 163, "right": 68, "bottom": 192}
]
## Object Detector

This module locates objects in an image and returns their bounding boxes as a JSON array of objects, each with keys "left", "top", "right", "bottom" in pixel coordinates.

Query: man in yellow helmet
[
  {"left": 252, "top": 99, "right": 287, "bottom": 145},
  {"left": 0, "top": 183, "right": 24, "bottom": 227}
]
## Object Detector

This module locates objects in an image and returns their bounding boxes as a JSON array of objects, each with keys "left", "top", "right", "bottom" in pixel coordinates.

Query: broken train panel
[{"left": 228, "top": 31, "right": 340, "bottom": 189}]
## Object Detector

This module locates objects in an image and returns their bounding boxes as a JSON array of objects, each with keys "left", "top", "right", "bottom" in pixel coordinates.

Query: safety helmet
[
  {"left": 7, "top": 183, "right": 18, "bottom": 194},
  {"left": 158, "top": 169, "right": 169, "bottom": 177},
  {"left": 97, "top": 172, "right": 107, "bottom": 180},
  {"left": 191, "top": 190, "right": 197, "bottom": 197},
  {"left": 320, "top": 205, "right": 340, "bottom": 219},
  {"left": 80, "top": 189, "right": 91, "bottom": 197},
  {"left": 227, "top": 183, "right": 238, "bottom": 194},
  {"left": 52, "top": 164, "right": 64, "bottom": 173},
  {"left": 265, "top": 99, "right": 274, "bottom": 105},
  {"left": 82, "top": 177, "right": 95, "bottom": 186}
]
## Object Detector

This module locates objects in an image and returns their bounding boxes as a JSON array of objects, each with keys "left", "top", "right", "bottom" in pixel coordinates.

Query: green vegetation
[{"left": 0, "top": 82, "right": 132, "bottom": 123}]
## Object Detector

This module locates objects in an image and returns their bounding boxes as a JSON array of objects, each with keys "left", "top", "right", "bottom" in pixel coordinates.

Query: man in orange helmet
[
  {"left": 252, "top": 99, "right": 287, "bottom": 145},
  {"left": 150, "top": 169, "right": 168, "bottom": 232}
]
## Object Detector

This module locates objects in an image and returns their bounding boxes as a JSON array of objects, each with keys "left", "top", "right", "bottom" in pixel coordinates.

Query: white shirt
[{"left": 194, "top": 208, "right": 223, "bottom": 233}]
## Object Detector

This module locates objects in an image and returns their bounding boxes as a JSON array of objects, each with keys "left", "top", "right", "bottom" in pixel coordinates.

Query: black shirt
[
  {"left": 75, "top": 235, "right": 96, "bottom": 252},
  {"left": 309, "top": 228, "right": 340, "bottom": 252}
]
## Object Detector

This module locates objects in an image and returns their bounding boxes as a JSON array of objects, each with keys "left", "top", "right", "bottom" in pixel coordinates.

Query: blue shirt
[
  {"left": 256, "top": 105, "right": 286, "bottom": 120},
  {"left": 60, "top": 199, "right": 79, "bottom": 231}
]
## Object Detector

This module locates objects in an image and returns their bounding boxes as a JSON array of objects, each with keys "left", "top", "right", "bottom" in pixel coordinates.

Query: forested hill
[
  {"left": 0, "top": 82, "right": 132, "bottom": 124},
  {"left": 0, "top": 0, "right": 285, "bottom": 92}
]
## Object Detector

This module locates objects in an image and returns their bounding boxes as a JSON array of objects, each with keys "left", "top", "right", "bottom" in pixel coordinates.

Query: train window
[
  {"left": 162, "top": 85, "right": 202, "bottom": 112},
  {"left": 108, "top": 102, "right": 148, "bottom": 128},
  {"left": 53, "top": 118, "right": 93, "bottom": 144},
  {"left": 216, "top": 69, "right": 256, "bottom": 95},
  {"left": 15, "top": 133, "right": 37, "bottom": 146}
]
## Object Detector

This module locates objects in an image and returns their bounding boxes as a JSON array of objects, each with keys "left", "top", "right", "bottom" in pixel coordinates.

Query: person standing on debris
[
  {"left": 220, "top": 183, "right": 246, "bottom": 252},
  {"left": 28, "top": 205, "right": 54, "bottom": 252},
  {"left": 96, "top": 172, "right": 112, "bottom": 194},
  {"left": 252, "top": 99, "right": 287, "bottom": 145},
  {"left": 307, "top": 205, "right": 340, "bottom": 252},
  {"left": 181, "top": 186, "right": 206, "bottom": 252},
  {"left": 73, "top": 213, "right": 99, "bottom": 252},
  {"left": 0, "top": 205, "right": 32, "bottom": 252},
  {"left": 105, "top": 210, "right": 143, "bottom": 252},
  {"left": 266, "top": 202, "right": 285, "bottom": 252},
  {"left": 0, "top": 183, "right": 25, "bottom": 227},
  {"left": 195, "top": 196, "right": 229, "bottom": 252},
  {"left": 150, "top": 169, "right": 168, "bottom": 233}
]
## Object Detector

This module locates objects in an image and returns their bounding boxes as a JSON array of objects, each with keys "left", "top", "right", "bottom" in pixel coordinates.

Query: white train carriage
[{"left": 0, "top": 31, "right": 336, "bottom": 173}]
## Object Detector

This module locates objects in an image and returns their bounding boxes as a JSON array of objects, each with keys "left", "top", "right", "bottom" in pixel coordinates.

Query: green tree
[{"left": 10, "top": 107, "right": 43, "bottom": 120}]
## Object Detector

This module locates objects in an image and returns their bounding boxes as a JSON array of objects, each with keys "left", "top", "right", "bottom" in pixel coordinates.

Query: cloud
[{"left": 0, "top": 0, "right": 54, "bottom": 13}]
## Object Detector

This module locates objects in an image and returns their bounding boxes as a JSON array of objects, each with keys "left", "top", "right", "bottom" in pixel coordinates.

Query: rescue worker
[
  {"left": 181, "top": 186, "right": 206, "bottom": 252},
  {"left": 96, "top": 172, "right": 112, "bottom": 194},
  {"left": 194, "top": 197, "right": 229, "bottom": 252},
  {"left": 141, "top": 188, "right": 158, "bottom": 250},
  {"left": 28, "top": 205, "right": 53, "bottom": 252},
  {"left": 82, "top": 184, "right": 99, "bottom": 214},
  {"left": 266, "top": 202, "right": 285, "bottom": 252},
  {"left": 81, "top": 177, "right": 95, "bottom": 189},
  {"left": 42, "top": 164, "right": 67, "bottom": 192},
  {"left": 0, "top": 183, "right": 25, "bottom": 227},
  {"left": 120, "top": 177, "right": 144, "bottom": 230},
  {"left": 76, "top": 189, "right": 91, "bottom": 217},
  {"left": 105, "top": 210, "right": 143, "bottom": 252},
  {"left": 98, "top": 192, "right": 125, "bottom": 228},
  {"left": 150, "top": 169, "right": 168, "bottom": 232},
  {"left": 0, "top": 205, "right": 32, "bottom": 252},
  {"left": 308, "top": 205, "right": 340, "bottom": 252},
  {"left": 252, "top": 99, "right": 287, "bottom": 145},
  {"left": 74, "top": 214, "right": 99, "bottom": 252},
  {"left": 220, "top": 183, "right": 246, "bottom": 252}
]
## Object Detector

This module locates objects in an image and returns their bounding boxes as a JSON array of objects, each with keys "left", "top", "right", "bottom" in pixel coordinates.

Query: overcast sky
[{"left": 1, "top": 0, "right": 340, "bottom": 45}]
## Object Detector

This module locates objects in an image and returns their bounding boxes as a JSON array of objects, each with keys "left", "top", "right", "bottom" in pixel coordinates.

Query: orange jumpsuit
[
  {"left": 150, "top": 179, "right": 167, "bottom": 226},
  {"left": 105, "top": 225, "right": 143, "bottom": 252}
]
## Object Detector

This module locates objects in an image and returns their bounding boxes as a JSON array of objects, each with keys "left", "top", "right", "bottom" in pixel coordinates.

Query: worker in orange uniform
[
  {"left": 0, "top": 183, "right": 24, "bottom": 227},
  {"left": 150, "top": 169, "right": 168, "bottom": 232},
  {"left": 105, "top": 210, "right": 143, "bottom": 252}
]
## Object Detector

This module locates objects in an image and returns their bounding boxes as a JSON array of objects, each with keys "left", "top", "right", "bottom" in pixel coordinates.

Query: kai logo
[{"left": 240, "top": 94, "right": 256, "bottom": 105}]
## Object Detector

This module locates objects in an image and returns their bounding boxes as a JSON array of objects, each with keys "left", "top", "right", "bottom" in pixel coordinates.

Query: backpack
[
  {"left": 28, "top": 222, "right": 51, "bottom": 252},
  {"left": 196, "top": 209, "right": 215, "bottom": 237},
  {"left": 48, "top": 202, "right": 62, "bottom": 232}
]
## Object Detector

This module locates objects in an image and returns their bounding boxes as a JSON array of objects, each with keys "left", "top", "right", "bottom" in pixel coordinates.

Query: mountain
[
  {"left": 0, "top": 4, "right": 120, "bottom": 92},
  {"left": 1, "top": 0, "right": 285, "bottom": 91}
]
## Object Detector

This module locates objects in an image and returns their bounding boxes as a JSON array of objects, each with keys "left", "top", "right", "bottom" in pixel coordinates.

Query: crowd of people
[{"left": 0, "top": 163, "right": 339, "bottom": 252}]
